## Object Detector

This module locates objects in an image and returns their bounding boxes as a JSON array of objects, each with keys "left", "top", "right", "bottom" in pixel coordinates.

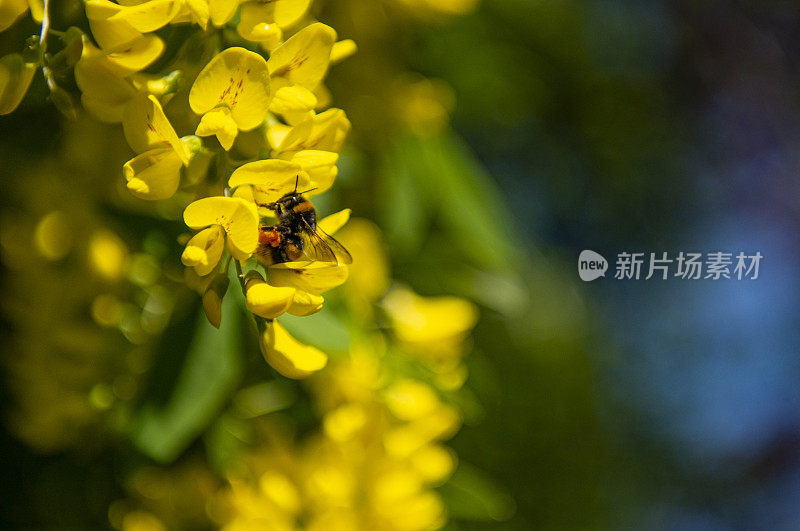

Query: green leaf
[
  {"left": 439, "top": 463, "right": 516, "bottom": 522},
  {"left": 377, "top": 138, "right": 429, "bottom": 257},
  {"left": 131, "top": 295, "right": 243, "bottom": 463},
  {"left": 279, "top": 307, "right": 350, "bottom": 354},
  {"left": 433, "top": 133, "right": 520, "bottom": 272}
]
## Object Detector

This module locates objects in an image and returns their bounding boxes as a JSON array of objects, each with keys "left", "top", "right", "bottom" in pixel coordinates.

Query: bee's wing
[
  {"left": 315, "top": 225, "right": 353, "bottom": 264},
  {"left": 299, "top": 218, "right": 352, "bottom": 265}
]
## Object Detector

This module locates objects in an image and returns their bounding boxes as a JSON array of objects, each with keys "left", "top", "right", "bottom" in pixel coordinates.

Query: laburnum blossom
[
  {"left": 268, "top": 108, "right": 351, "bottom": 157},
  {"left": 181, "top": 197, "right": 260, "bottom": 275},
  {"left": 85, "top": 0, "right": 180, "bottom": 50},
  {"left": 228, "top": 152, "right": 339, "bottom": 204},
  {"left": 383, "top": 287, "right": 478, "bottom": 390},
  {"left": 188, "top": 47, "right": 272, "bottom": 151},
  {"left": 264, "top": 22, "right": 336, "bottom": 124},
  {"left": 74, "top": 35, "right": 165, "bottom": 122},
  {"left": 259, "top": 320, "right": 329, "bottom": 379},
  {"left": 227, "top": 161, "right": 349, "bottom": 316},
  {"left": 121, "top": 94, "right": 193, "bottom": 199},
  {"left": 170, "top": 0, "right": 211, "bottom": 30},
  {"left": 236, "top": 0, "right": 312, "bottom": 50},
  {"left": 77, "top": 0, "right": 179, "bottom": 123}
]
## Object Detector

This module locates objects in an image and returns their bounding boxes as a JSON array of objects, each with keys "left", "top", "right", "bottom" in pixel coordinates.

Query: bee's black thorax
[{"left": 273, "top": 193, "right": 317, "bottom": 232}]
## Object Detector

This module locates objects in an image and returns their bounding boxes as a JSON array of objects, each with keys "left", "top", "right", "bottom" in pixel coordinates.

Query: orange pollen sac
[{"left": 259, "top": 228, "right": 282, "bottom": 247}]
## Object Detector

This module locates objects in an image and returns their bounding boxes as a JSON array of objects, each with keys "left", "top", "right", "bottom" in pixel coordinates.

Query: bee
[{"left": 256, "top": 180, "right": 352, "bottom": 267}]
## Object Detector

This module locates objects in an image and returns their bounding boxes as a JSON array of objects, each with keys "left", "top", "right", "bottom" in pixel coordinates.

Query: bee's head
[{"left": 266, "top": 192, "right": 303, "bottom": 212}]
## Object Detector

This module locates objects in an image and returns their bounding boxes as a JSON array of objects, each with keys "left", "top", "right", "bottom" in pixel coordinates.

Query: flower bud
[{"left": 203, "top": 273, "right": 229, "bottom": 329}]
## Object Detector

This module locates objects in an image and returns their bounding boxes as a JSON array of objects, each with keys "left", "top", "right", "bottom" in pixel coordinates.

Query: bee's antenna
[
  {"left": 293, "top": 175, "right": 299, "bottom": 194},
  {"left": 298, "top": 187, "right": 318, "bottom": 195}
]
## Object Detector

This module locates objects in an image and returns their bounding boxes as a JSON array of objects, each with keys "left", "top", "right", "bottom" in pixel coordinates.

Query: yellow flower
[
  {"left": 384, "top": 379, "right": 441, "bottom": 421},
  {"left": 228, "top": 152, "right": 339, "bottom": 204},
  {"left": 259, "top": 320, "right": 327, "bottom": 378},
  {"left": 383, "top": 287, "right": 478, "bottom": 354},
  {"left": 267, "top": 22, "right": 336, "bottom": 92},
  {"left": 269, "top": 85, "right": 317, "bottom": 125},
  {"left": 171, "top": 0, "right": 211, "bottom": 29},
  {"left": 228, "top": 158, "right": 310, "bottom": 206},
  {"left": 270, "top": 108, "right": 350, "bottom": 157},
  {"left": 235, "top": 0, "right": 313, "bottom": 51},
  {"left": 85, "top": 0, "right": 180, "bottom": 52},
  {"left": 181, "top": 197, "right": 259, "bottom": 275},
  {"left": 207, "top": 0, "right": 238, "bottom": 27},
  {"left": 330, "top": 39, "right": 357, "bottom": 65},
  {"left": 189, "top": 47, "right": 272, "bottom": 150},
  {"left": 181, "top": 226, "right": 225, "bottom": 276},
  {"left": 122, "top": 94, "right": 192, "bottom": 199},
  {"left": 74, "top": 31, "right": 167, "bottom": 122},
  {"left": 0, "top": 53, "right": 35, "bottom": 115},
  {"left": 243, "top": 270, "right": 296, "bottom": 319},
  {"left": 268, "top": 262, "right": 349, "bottom": 296}
]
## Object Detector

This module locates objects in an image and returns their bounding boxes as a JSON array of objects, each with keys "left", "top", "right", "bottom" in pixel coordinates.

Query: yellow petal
[
  {"left": 285, "top": 289, "right": 324, "bottom": 316},
  {"left": 323, "top": 404, "right": 366, "bottom": 441},
  {"left": 267, "top": 22, "right": 336, "bottom": 90},
  {"left": 236, "top": 3, "right": 282, "bottom": 46},
  {"left": 81, "top": 93, "right": 130, "bottom": 123},
  {"left": 104, "top": 34, "right": 164, "bottom": 75},
  {"left": 208, "top": 0, "right": 238, "bottom": 26},
  {"left": 108, "top": 0, "right": 181, "bottom": 33},
  {"left": 123, "top": 94, "right": 189, "bottom": 163},
  {"left": 203, "top": 273, "right": 229, "bottom": 329},
  {"left": 27, "top": 0, "right": 42, "bottom": 21},
  {"left": 123, "top": 147, "right": 183, "bottom": 200},
  {"left": 317, "top": 208, "right": 350, "bottom": 236},
  {"left": 290, "top": 149, "right": 338, "bottom": 194},
  {"left": 184, "top": 0, "right": 209, "bottom": 29},
  {"left": 272, "top": 0, "right": 310, "bottom": 26},
  {"left": 269, "top": 85, "right": 316, "bottom": 116},
  {"left": 268, "top": 262, "right": 348, "bottom": 295},
  {"left": 237, "top": 21, "right": 282, "bottom": 49},
  {"left": 383, "top": 287, "right": 478, "bottom": 345},
  {"left": 0, "top": 0, "right": 28, "bottom": 32},
  {"left": 75, "top": 37, "right": 137, "bottom": 109},
  {"left": 384, "top": 380, "right": 440, "bottom": 421},
  {"left": 330, "top": 39, "right": 357, "bottom": 65},
  {"left": 228, "top": 159, "right": 307, "bottom": 204},
  {"left": 195, "top": 106, "right": 239, "bottom": 151},
  {"left": 183, "top": 196, "right": 259, "bottom": 258},
  {"left": 189, "top": 47, "right": 271, "bottom": 130},
  {"left": 86, "top": 0, "right": 142, "bottom": 51},
  {"left": 181, "top": 226, "right": 225, "bottom": 276},
  {"left": 384, "top": 406, "right": 461, "bottom": 458},
  {"left": 274, "top": 108, "right": 350, "bottom": 155},
  {"left": 245, "top": 272, "right": 296, "bottom": 318},
  {"left": 266, "top": 122, "right": 291, "bottom": 150},
  {"left": 0, "top": 54, "right": 35, "bottom": 115},
  {"left": 410, "top": 445, "right": 456, "bottom": 484},
  {"left": 259, "top": 321, "right": 327, "bottom": 378}
]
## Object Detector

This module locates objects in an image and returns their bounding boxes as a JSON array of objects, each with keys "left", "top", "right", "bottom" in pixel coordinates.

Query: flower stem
[{"left": 38, "top": 0, "right": 57, "bottom": 92}]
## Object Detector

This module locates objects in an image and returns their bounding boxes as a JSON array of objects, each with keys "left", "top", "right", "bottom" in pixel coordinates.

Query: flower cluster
[
  {"left": 1, "top": 0, "right": 355, "bottom": 377},
  {"left": 108, "top": 218, "right": 479, "bottom": 530},
  {"left": 75, "top": 0, "right": 353, "bottom": 377},
  {"left": 1, "top": 3, "right": 488, "bottom": 529}
]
